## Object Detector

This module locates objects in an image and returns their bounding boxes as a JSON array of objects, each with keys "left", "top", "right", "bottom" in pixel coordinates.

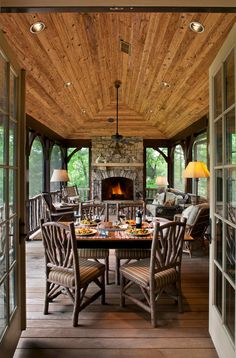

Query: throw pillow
[
  {"left": 175, "top": 195, "right": 184, "bottom": 205},
  {"left": 164, "top": 199, "right": 175, "bottom": 207},
  {"left": 152, "top": 192, "right": 165, "bottom": 205},
  {"left": 165, "top": 192, "right": 176, "bottom": 203},
  {"left": 182, "top": 205, "right": 194, "bottom": 219}
]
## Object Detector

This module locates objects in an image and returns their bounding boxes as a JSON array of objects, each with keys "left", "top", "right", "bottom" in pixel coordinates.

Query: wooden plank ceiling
[{"left": 0, "top": 12, "right": 235, "bottom": 139}]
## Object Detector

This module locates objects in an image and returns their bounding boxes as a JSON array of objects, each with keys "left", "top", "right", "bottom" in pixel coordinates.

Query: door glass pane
[
  {"left": 225, "top": 109, "right": 236, "bottom": 165},
  {"left": 226, "top": 168, "right": 236, "bottom": 222},
  {"left": 9, "top": 121, "right": 17, "bottom": 167},
  {"left": 9, "top": 169, "right": 16, "bottom": 217},
  {"left": 215, "top": 119, "right": 223, "bottom": 165},
  {"left": 225, "top": 224, "right": 235, "bottom": 282},
  {"left": 0, "top": 115, "right": 6, "bottom": 165},
  {"left": 0, "top": 281, "right": 7, "bottom": 339},
  {"left": 215, "top": 266, "right": 222, "bottom": 314},
  {"left": 9, "top": 219, "right": 16, "bottom": 266},
  {"left": 215, "top": 218, "right": 223, "bottom": 265},
  {"left": 0, "top": 168, "right": 6, "bottom": 223},
  {"left": 0, "top": 224, "right": 6, "bottom": 279},
  {"left": 0, "top": 53, "right": 8, "bottom": 113},
  {"left": 214, "top": 69, "right": 222, "bottom": 118},
  {"left": 9, "top": 267, "right": 16, "bottom": 317},
  {"left": 225, "top": 50, "right": 235, "bottom": 110},
  {"left": 9, "top": 70, "right": 17, "bottom": 119},
  {"left": 225, "top": 280, "right": 235, "bottom": 342},
  {"left": 215, "top": 169, "right": 223, "bottom": 216}
]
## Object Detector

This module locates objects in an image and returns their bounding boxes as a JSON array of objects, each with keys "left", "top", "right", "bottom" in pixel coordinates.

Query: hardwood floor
[{"left": 14, "top": 240, "right": 218, "bottom": 358}]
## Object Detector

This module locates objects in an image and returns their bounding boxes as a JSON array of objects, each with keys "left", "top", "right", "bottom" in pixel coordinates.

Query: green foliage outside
[
  {"left": 192, "top": 134, "right": 208, "bottom": 197},
  {"left": 174, "top": 145, "right": 185, "bottom": 191},
  {"left": 50, "top": 145, "right": 62, "bottom": 192},
  {"left": 29, "top": 137, "right": 43, "bottom": 198},
  {"left": 146, "top": 148, "right": 168, "bottom": 188},
  {"left": 67, "top": 148, "right": 89, "bottom": 188}
]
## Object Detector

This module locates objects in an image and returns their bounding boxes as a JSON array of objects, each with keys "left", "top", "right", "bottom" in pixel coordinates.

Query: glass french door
[
  {"left": 209, "top": 24, "right": 236, "bottom": 358},
  {"left": 0, "top": 31, "right": 26, "bottom": 356}
]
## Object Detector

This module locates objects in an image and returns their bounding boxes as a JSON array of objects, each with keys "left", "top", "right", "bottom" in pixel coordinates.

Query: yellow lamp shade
[
  {"left": 183, "top": 161, "right": 210, "bottom": 179},
  {"left": 156, "top": 176, "right": 169, "bottom": 186},
  {"left": 50, "top": 169, "right": 70, "bottom": 182}
]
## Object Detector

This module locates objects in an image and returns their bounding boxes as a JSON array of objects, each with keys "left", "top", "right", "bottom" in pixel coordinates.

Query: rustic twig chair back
[
  {"left": 116, "top": 201, "right": 146, "bottom": 220},
  {"left": 78, "top": 201, "right": 110, "bottom": 284},
  {"left": 115, "top": 201, "right": 148, "bottom": 285},
  {"left": 62, "top": 185, "right": 80, "bottom": 203},
  {"left": 41, "top": 192, "right": 74, "bottom": 222},
  {"left": 183, "top": 203, "right": 209, "bottom": 256},
  {"left": 120, "top": 219, "right": 186, "bottom": 327},
  {"left": 80, "top": 202, "right": 109, "bottom": 221},
  {"left": 40, "top": 220, "right": 105, "bottom": 326}
]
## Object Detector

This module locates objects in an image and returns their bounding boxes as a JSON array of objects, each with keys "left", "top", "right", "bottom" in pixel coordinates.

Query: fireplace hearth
[{"left": 102, "top": 177, "right": 134, "bottom": 201}]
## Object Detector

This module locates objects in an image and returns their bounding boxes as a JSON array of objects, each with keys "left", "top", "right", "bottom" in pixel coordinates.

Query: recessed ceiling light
[
  {"left": 30, "top": 21, "right": 45, "bottom": 34},
  {"left": 81, "top": 109, "right": 86, "bottom": 114},
  {"left": 160, "top": 81, "right": 171, "bottom": 88},
  {"left": 189, "top": 21, "right": 205, "bottom": 33},
  {"left": 64, "top": 82, "right": 72, "bottom": 88}
]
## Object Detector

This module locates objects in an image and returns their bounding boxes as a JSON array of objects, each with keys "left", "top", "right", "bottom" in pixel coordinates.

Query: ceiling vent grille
[{"left": 120, "top": 39, "right": 131, "bottom": 55}]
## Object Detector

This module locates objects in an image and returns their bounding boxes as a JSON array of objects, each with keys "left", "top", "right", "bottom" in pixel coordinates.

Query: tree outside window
[
  {"left": 67, "top": 147, "right": 89, "bottom": 191},
  {"left": 29, "top": 137, "right": 43, "bottom": 198},
  {"left": 174, "top": 145, "right": 185, "bottom": 191},
  {"left": 50, "top": 144, "right": 62, "bottom": 192},
  {"left": 146, "top": 147, "right": 168, "bottom": 188},
  {"left": 192, "top": 133, "right": 208, "bottom": 197}
]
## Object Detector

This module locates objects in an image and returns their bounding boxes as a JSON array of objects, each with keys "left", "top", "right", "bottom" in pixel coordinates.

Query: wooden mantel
[{"left": 92, "top": 163, "right": 144, "bottom": 167}]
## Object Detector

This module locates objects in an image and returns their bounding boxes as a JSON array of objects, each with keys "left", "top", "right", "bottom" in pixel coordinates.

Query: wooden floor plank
[{"left": 13, "top": 240, "right": 218, "bottom": 358}]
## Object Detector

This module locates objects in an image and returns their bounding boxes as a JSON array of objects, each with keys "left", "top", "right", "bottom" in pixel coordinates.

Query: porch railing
[{"left": 28, "top": 187, "right": 90, "bottom": 235}]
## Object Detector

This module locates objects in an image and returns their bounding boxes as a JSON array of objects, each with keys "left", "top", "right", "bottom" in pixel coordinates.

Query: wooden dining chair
[
  {"left": 115, "top": 201, "right": 150, "bottom": 285},
  {"left": 120, "top": 219, "right": 186, "bottom": 327},
  {"left": 40, "top": 220, "right": 105, "bottom": 327},
  {"left": 78, "top": 201, "right": 110, "bottom": 284}
]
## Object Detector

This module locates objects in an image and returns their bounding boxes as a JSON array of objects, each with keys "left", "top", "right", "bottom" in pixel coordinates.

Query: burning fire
[{"left": 112, "top": 182, "right": 123, "bottom": 195}]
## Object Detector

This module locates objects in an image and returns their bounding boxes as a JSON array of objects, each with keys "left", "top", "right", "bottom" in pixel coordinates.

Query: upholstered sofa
[{"left": 146, "top": 188, "right": 191, "bottom": 220}]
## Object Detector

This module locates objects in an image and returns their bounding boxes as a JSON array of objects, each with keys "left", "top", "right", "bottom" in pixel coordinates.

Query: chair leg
[
  {"left": 120, "top": 274, "right": 125, "bottom": 307},
  {"left": 72, "top": 289, "right": 80, "bottom": 327},
  {"left": 44, "top": 280, "right": 50, "bottom": 315},
  {"left": 101, "top": 271, "right": 106, "bottom": 305},
  {"left": 150, "top": 290, "right": 157, "bottom": 328},
  {"left": 105, "top": 256, "right": 109, "bottom": 285},
  {"left": 176, "top": 279, "right": 183, "bottom": 313},
  {"left": 115, "top": 257, "right": 120, "bottom": 285}
]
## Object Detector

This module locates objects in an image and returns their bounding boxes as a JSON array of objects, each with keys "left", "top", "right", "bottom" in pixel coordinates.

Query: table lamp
[
  {"left": 156, "top": 176, "right": 169, "bottom": 187},
  {"left": 50, "top": 169, "right": 70, "bottom": 191},
  {"left": 183, "top": 161, "right": 210, "bottom": 204}
]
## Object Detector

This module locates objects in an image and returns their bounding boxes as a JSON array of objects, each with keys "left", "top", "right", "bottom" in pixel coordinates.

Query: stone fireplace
[{"left": 91, "top": 137, "right": 144, "bottom": 201}]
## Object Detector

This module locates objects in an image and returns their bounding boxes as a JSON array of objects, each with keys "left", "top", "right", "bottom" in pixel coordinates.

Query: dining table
[{"left": 74, "top": 217, "right": 170, "bottom": 249}]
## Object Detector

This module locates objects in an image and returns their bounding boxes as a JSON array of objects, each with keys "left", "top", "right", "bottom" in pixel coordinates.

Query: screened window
[
  {"left": 146, "top": 147, "right": 168, "bottom": 188},
  {"left": 50, "top": 144, "right": 62, "bottom": 191},
  {"left": 174, "top": 145, "right": 185, "bottom": 191},
  {"left": 29, "top": 137, "right": 43, "bottom": 198},
  {"left": 67, "top": 147, "right": 90, "bottom": 200},
  {"left": 192, "top": 133, "right": 208, "bottom": 197}
]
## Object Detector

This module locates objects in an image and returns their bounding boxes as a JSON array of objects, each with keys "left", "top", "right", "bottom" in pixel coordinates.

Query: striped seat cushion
[
  {"left": 78, "top": 248, "right": 109, "bottom": 259},
  {"left": 48, "top": 258, "right": 105, "bottom": 288},
  {"left": 115, "top": 249, "right": 150, "bottom": 259},
  {"left": 120, "top": 258, "right": 178, "bottom": 288}
]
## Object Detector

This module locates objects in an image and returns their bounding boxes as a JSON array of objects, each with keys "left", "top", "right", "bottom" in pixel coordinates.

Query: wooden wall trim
[
  {"left": 170, "top": 115, "right": 208, "bottom": 145},
  {"left": 2, "top": 6, "right": 236, "bottom": 13},
  {"left": 26, "top": 114, "right": 64, "bottom": 142}
]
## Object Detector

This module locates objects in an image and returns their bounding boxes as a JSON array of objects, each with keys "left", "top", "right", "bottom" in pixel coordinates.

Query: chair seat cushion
[
  {"left": 115, "top": 248, "right": 150, "bottom": 259},
  {"left": 78, "top": 248, "right": 109, "bottom": 259},
  {"left": 48, "top": 258, "right": 105, "bottom": 288},
  {"left": 120, "top": 258, "right": 178, "bottom": 288}
]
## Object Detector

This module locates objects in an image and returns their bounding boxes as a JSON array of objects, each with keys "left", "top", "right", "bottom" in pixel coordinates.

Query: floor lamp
[{"left": 183, "top": 161, "right": 210, "bottom": 204}]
